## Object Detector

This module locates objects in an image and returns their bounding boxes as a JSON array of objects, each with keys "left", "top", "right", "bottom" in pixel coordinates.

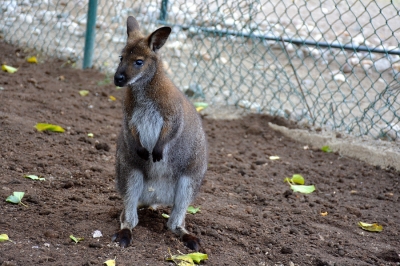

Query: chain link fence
[{"left": 1, "top": 0, "right": 400, "bottom": 141}]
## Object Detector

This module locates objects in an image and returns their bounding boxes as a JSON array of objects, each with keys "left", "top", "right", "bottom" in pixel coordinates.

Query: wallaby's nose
[{"left": 114, "top": 73, "right": 126, "bottom": 87}]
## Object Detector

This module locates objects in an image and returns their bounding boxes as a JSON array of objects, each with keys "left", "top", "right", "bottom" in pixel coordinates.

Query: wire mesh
[{"left": 1, "top": 0, "right": 399, "bottom": 140}]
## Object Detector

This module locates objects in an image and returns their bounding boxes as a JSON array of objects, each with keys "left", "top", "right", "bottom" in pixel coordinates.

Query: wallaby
[{"left": 112, "top": 16, "right": 207, "bottom": 251}]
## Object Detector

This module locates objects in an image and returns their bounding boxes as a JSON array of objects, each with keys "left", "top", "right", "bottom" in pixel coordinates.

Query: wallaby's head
[{"left": 114, "top": 16, "right": 171, "bottom": 87}]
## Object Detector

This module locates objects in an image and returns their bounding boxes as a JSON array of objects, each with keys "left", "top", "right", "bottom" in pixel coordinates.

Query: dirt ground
[{"left": 0, "top": 40, "right": 399, "bottom": 266}]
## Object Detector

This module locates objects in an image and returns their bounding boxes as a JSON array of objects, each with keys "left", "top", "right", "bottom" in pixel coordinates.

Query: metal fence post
[
  {"left": 159, "top": 0, "right": 168, "bottom": 22},
  {"left": 83, "top": 0, "right": 98, "bottom": 69}
]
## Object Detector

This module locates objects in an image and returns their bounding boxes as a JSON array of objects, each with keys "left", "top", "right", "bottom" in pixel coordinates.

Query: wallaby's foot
[
  {"left": 182, "top": 234, "right": 201, "bottom": 251},
  {"left": 112, "top": 228, "right": 132, "bottom": 248}
]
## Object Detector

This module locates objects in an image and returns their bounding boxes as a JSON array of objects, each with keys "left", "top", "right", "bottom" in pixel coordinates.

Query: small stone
[
  {"left": 392, "top": 63, "right": 400, "bottom": 72},
  {"left": 32, "top": 28, "right": 41, "bottom": 35},
  {"left": 2, "top": 261, "right": 17, "bottom": 266},
  {"left": 39, "top": 209, "right": 52, "bottom": 215},
  {"left": 202, "top": 53, "right": 211, "bottom": 61},
  {"left": 44, "top": 230, "right": 59, "bottom": 238},
  {"left": 283, "top": 189, "right": 293, "bottom": 198},
  {"left": 92, "top": 230, "right": 103, "bottom": 238},
  {"left": 377, "top": 249, "right": 400, "bottom": 262},
  {"left": 63, "top": 181, "right": 74, "bottom": 189},
  {"left": 38, "top": 255, "right": 56, "bottom": 263},
  {"left": 88, "top": 242, "right": 102, "bottom": 248},
  {"left": 25, "top": 195, "right": 39, "bottom": 204},
  {"left": 333, "top": 74, "right": 346, "bottom": 83},
  {"left": 280, "top": 246, "right": 293, "bottom": 254},
  {"left": 374, "top": 58, "right": 391, "bottom": 72},
  {"left": 245, "top": 206, "right": 253, "bottom": 214},
  {"left": 377, "top": 194, "right": 385, "bottom": 200},
  {"left": 314, "top": 258, "right": 330, "bottom": 266},
  {"left": 341, "top": 63, "right": 352, "bottom": 73},
  {"left": 95, "top": 143, "right": 110, "bottom": 151},
  {"left": 219, "top": 57, "right": 228, "bottom": 64},
  {"left": 348, "top": 57, "right": 360, "bottom": 66},
  {"left": 338, "top": 249, "right": 345, "bottom": 256},
  {"left": 361, "top": 60, "right": 373, "bottom": 70}
]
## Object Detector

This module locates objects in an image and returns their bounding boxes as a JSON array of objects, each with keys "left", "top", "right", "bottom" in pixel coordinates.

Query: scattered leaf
[
  {"left": 6, "top": 192, "right": 25, "bottom": 204},
  {"left": 24, "top": 174, "right": 45, "bottom": 181},
  {"left": 187, "top": 206, "right": 200, "bottom": 214},
  {"left": 79, "top": 90, "right": 89, "bottom": 96},
  {"left": 162, "top": 213, "right": 170, "bottom": 218},
  {"left": 269, "top": 156, "right": 280, "bottom": 160},
  {"left": 358, "top": 222, "right": 383, "bottom": 232},
  {"left": 166, "top": 252, "right": 208, "bottom": 265},
  {"left": 321, "top": 145, "right": 332, "bottom": 153},
  {"left": 291, "top": 174, "right": 305, "bottom": 185},
  {"left": 87, "top": 133, "right": 94, "bottom": 138},
  {"left": 35, "top": 123, "right": 65, "bottom": 133},
  {"left": 2, "top": 64, "right": 18, "bottom": 73},
  {"left": 27, "top": 56, "right": 38, "bottom": 63},
  {"left": 283, "top": 177, "right": 291, "bottom": 183},
  {"left": 194, "top": 102, "right": 208, "bottom": 112},
  {"left": 284, "top": 174, "right": 315, "bottom": 194},
  {"left": 193, "top": 102, "right": 208, "bottom": 108},
  {"left": 284, "top": 174, "right": 304, "bottom": 185},
  {"left": 0, "top": 234, "right": 9, "bottom": 242},
  {"left": 109, "top": 95, "right": 116, "bottom": 101},
  {"left": 290, "top": 184, "right": 316, "bottom": 194},
  {"left": 70, "top": 235, "right": 84, "bottom": 243},
  {"left": 320, "top": 212, "right": 328, "bottom": 216},
  {"left": 104, "top": 259, "right": 116, "bottom": 266}
]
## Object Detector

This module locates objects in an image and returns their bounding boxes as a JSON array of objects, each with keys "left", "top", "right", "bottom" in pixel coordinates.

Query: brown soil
[{"left": 0, "top": 41, "right": 399, "bottom": 266}]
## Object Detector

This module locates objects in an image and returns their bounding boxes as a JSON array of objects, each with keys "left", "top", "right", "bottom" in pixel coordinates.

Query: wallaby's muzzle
[{"left": 114, "top": 72, "right": 126, "bottom": 87}]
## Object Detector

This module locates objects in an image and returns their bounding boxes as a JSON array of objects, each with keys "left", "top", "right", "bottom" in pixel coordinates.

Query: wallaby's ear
[
  {"left": 127, "top": 16, "right": 140, "bottom": 36},
  {"left": 148, "top": 27, "right": 171, "bottom": 52}
]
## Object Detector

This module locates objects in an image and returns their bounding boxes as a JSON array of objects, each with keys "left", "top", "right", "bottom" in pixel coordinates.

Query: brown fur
[{"left": 112, "top": 16, "right": 207, "bottom": 251}]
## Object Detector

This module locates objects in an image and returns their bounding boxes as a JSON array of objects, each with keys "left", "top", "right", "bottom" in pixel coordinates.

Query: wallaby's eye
[
  {"left": 119, "top": 56, "right": 123, "bottom": 62},
  {"left": 134, "top": 60, "right": 144, "bottom": 67}
]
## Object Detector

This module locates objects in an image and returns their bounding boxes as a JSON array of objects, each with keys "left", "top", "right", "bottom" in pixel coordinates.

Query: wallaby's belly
[
  {"left": 138, "top": 159, "right": 175, "bottom": 206},
  {"left": 130, "top": 104, "right": 163, "bottom": 152}
]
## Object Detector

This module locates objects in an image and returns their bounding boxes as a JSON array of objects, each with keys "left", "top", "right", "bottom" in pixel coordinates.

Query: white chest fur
[{"left": 129, "top": 97, "right": 163, "bottom": 152}]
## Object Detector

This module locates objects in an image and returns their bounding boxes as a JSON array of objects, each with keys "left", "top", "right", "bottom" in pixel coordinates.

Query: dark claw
[
  {"left": 137, "top": 147, "right": 150, "bottom": 161},
  {"left": 182, "top": 234, "right": 201, "bottom": 251},
  {"left": 112, "top": 228, "right": 132, "bottom": 248}
]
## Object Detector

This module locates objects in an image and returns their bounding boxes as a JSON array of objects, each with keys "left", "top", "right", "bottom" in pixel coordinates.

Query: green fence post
[
  {"left": 159, "top": 0, "right": 168, "bottom": 22},
  {"left": 83, "top": 0, "right": 98, "bottom": 69}
]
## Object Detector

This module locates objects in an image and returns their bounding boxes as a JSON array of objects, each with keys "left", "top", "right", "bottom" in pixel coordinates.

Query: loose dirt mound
[{"left": 0, "top": 41, "right": 399, "bottom": 266}]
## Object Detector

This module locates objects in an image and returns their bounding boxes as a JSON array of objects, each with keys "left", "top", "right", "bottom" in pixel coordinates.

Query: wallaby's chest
[{"left": 129, "top": 100, "right": 163, "bottom": 151}]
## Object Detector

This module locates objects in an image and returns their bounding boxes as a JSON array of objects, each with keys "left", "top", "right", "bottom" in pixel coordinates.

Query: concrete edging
[{"left": 268, "top": 122, "right": 400, "bottom": 171}]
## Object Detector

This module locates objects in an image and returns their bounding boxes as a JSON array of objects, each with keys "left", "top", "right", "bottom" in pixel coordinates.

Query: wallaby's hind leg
[
  {"left": 167, "top": 176, "right": 201, "bottom": 251},
  {"left": 112, "top": 170, "right": 144, "bottom": 248}
]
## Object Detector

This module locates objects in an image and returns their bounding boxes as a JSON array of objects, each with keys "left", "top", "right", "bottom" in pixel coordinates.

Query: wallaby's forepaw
[
  {"left": 137, "top": 147, "right": 150, "bottom": 161},
  {"left": 111, "top": 228, "right": 132, "bottom": 248},
  {"left": 182, "top": 234, "right": 201, "bottom": 251},
  {"left": 152, "top": 147, "right": 163, "bottom": 162}
]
